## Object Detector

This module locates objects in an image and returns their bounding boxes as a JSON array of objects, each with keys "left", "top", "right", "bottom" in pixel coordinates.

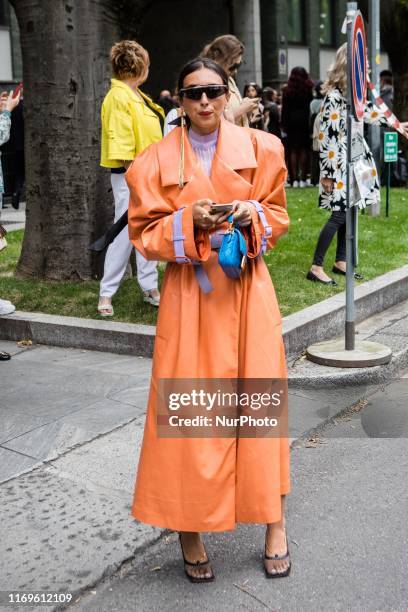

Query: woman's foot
[
  {"left": 143, "top": 288, "right": 160, "bottom": 307},
  {"left": 0, "top": 298, "right": 16, "bottom": 315},
  {"left": 307, "top": 265, "right": 337, "bottom": 286},
  {"left": 332, "top": 261, "right": 364, "bottom": 280},
  {"left": 310, "top": 265, "right": 335, "bottom": 283},
  {"left": 334, "top": 260, "right": 346, "bottom": 273},
  {"left": 264, "top": 521, "right": 291, "bottom": 578},
  {"left": 97, "top": 297, "right": 114, "bottom": 317},
  {"left": 179, "top": 531, "right": 214, "bottom": 582}
]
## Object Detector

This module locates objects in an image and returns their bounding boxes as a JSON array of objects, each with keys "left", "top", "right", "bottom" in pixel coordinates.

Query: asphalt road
[{"left": 73, "top": 373, "right": 408, "bottom": 612}]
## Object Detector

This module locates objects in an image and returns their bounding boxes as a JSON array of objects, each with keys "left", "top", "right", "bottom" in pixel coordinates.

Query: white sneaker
[
  {"left": 292, "top": 181, "right": 299, "bottom": 188},
  {"left": 0, "top": 299, "right": 16, "bottom": 315},
  {"left": 299, "top": 180, "right": 307, "bottom": 188},
  {"left": 143, "top": 289, "right": 160, "bottom": 307}
]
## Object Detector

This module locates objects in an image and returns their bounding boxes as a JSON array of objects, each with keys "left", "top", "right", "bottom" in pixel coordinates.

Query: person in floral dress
[{"left": 307, "top": 43, "right": 388, "bottom": 285}]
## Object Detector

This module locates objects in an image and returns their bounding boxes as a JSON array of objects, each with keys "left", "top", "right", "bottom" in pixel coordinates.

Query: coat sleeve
[
  {"left": 363, "top": 99, "right": 389, "bottom": 127},
  {"left": 0, "top": 111, "right": 11, "bottom": 147},
  {"left": 318, "top": 90, "right": 341, "bottom": 181},
  {"left": 126, "top": 144, "right": 211, "bottom": 263},
  {"left": 244, "top": 130, "right": 289, "bottom": 258}
]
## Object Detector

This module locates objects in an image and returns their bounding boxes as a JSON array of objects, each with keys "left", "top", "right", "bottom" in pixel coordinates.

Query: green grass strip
[{"left": 1, "top": 187, "right": 407, "bottom": 325}]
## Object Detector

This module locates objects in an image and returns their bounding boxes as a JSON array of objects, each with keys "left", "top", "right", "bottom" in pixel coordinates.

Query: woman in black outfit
[
  {"left": 281, "top": 67, "right": 314, "bottom": 187},
  {"left": 263, "top": 87, "right": 281, "bottom": 138}
]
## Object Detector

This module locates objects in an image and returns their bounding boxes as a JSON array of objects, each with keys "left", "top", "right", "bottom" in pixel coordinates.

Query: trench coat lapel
[
  {"left": 210, "top": 119, "right": 258, "bottom": 202},
  {"left": 157, "top": 120, "right": 258, "bottom": 206},
  {"left": 157, "top": 127, "right": 218, "bottom": 206}
]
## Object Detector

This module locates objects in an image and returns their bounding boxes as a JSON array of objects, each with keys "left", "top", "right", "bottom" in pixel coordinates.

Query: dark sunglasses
[{"left": 179, "top": 85, "right": 229, "bottom": 100}]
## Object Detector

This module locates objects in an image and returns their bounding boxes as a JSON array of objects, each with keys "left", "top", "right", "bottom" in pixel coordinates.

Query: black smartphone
[{"left": 210, "top": 203, "right": 233, "bottom": 214}]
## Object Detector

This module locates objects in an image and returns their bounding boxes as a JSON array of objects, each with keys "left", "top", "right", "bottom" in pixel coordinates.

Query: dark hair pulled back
[{"left": 177, "top": 58, "right": 228, "bottom": 93}]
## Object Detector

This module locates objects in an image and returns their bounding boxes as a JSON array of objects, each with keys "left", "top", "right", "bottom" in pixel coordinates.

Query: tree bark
[{"left": 10, "top": 0, "right": 121, "bottom": 280}]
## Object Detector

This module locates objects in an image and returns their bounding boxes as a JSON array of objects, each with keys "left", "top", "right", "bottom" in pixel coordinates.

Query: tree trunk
[{"left": 10, "top": 0, "right": 121, "bottom": 280}]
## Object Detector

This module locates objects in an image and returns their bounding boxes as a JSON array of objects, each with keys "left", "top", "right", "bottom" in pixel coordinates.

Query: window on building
[
  {"left": 287, "top": 0, "right": 305, "bottom": 44},
  {"left": 0, "top": 0, "right": 10, "bottom": 27},
  {"left": 319, "top": 0, "right": 334, "bottom": 46}
]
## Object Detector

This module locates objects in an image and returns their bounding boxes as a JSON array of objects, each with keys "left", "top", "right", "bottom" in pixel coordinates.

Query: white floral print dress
[{"left": 318, "top": 88, "right": 388, "bottom": 212}]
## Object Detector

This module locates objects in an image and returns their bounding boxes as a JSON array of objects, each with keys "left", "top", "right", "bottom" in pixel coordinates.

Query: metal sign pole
[
  {"left": 345, "top": 2, "right": 357, "bottom": 351},
  {"left": 386, "top": 162, "right": 391, "bottom": 217}
]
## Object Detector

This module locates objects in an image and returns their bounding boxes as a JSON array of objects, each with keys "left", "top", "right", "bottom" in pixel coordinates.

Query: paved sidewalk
[
  {"left": 0, "top": 297, "right": 407, "bottom": 609},
  {"left": 0, "top": 339, "right": 370, "bottom": 485},
  {"left": 0, "top": 341, "right": 151, "bottom": 482}
]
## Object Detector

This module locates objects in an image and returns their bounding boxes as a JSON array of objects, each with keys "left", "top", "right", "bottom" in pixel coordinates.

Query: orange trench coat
[{"left": 126, "top": 118, "right": 290, "bottom": 532}]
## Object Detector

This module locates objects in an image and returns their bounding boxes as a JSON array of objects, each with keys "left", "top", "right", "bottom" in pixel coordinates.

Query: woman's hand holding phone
[
  {"left": 192, "top": 200, "right": 252, "bottom": 229},
  {"left": 231, "top": 200, "right": 252, "bottom": 227},
  {"left": 210, "top": 201, "right": 252, "bottom": 227},
  {"left": 192, "top": 199, "right": 226, "bottom": 229}
]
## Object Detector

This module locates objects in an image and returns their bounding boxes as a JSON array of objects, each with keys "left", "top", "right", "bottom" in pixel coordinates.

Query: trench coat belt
[
  {"left": 191, "top": 231, "right": 226, "bottom": 294},
  {"left": 209, "top": 230, "right": 227, "bottom": 250},
  {"left": 172, "top": 208, "right": 227, "bottom": 294}
]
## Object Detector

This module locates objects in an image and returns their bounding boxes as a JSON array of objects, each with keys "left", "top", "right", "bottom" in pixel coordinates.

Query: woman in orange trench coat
[{"left": 126, "top": 58, "right": 291, "bottom": 581}]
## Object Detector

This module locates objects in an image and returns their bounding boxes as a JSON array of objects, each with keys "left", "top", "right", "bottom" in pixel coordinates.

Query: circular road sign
[{"left": 351, "top": 12, "right": 367, "bottom": 121}]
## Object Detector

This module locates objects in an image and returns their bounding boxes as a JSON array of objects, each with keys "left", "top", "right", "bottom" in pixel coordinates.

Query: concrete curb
[
  {"left": 1, "top": 264, "right": 408, "bottom": 359},
  {"left": 282, "top": 264, "right": 408, "bottom": 356},
  {"left": 0, "top": 311, "right": 156, "bottom": 357}
]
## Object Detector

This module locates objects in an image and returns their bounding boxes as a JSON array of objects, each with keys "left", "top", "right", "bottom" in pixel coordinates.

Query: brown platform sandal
[
  {"left": 178, "top": 533, "right": 215, "bottom": 583},
  {"left": 263, "top": 533, "right": 291, "bottom": 579}
]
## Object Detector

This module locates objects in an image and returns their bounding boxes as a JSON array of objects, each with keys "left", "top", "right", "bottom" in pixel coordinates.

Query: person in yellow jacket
[{"left": 98, "top": 40, "right": 164, "bottom": 315}]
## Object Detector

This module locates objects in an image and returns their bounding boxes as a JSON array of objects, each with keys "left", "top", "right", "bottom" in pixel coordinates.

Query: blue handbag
[{"left": 218, "top": 216, "right": 248, "bottom": 279}]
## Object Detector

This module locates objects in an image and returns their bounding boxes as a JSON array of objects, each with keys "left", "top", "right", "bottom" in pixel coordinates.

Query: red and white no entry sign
[{"left": 351, "top": 12, "right": 367, "bottom": 121}]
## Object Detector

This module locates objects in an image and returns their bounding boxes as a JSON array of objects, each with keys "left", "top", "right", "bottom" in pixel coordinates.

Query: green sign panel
[{"left": 384, "top": 132, "right": 398, "bottom": 163}]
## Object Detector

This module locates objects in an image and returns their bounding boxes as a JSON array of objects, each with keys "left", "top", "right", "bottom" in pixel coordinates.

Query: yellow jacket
[{"left": 100, "top": 79, "right": 164, "bottom": 168}]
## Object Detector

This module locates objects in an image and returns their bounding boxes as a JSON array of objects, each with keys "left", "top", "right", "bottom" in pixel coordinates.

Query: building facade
[
  {"left": 135, "top": 0, "right": 389, "bottom": 94},
  {"left": 0, "top": 0, "right": 22, "bottom": 85},
  {"left": 0, "top": 0, "right": 389, "bottom": 94},
  {"left": 137, "top": 0, "right": 351, "bottom": 93}
]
